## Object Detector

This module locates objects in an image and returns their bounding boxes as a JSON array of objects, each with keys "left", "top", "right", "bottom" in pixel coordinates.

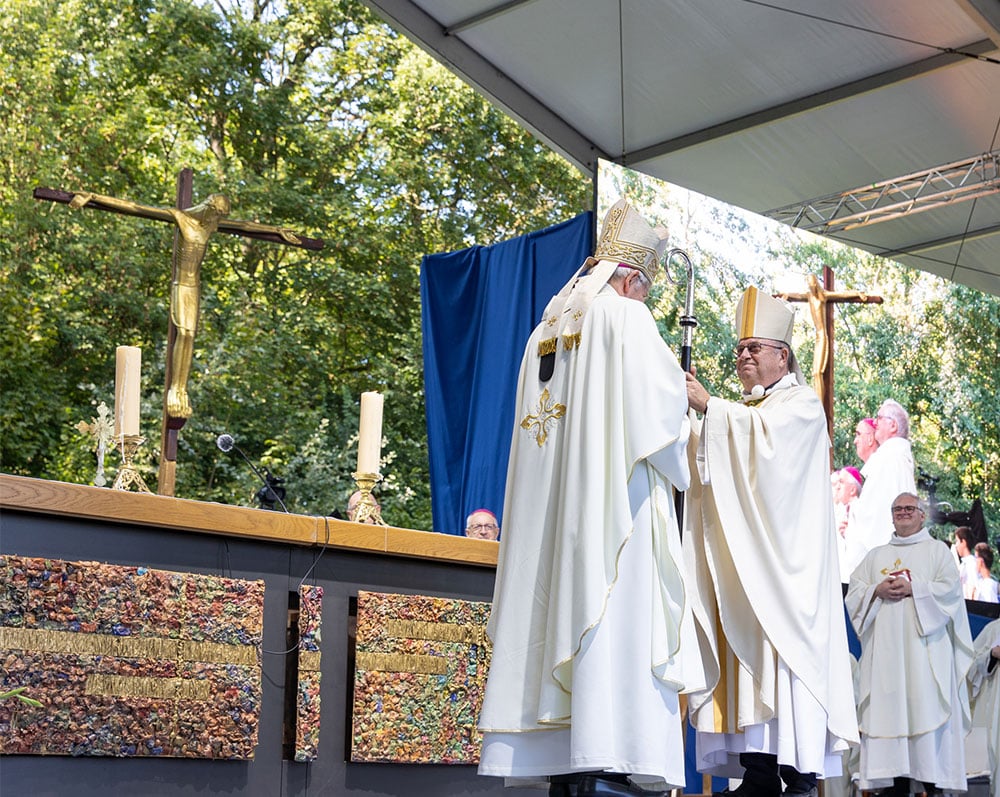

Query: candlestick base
[
  {"left": 113, "top": 435, "right": 152, "bottom": 493},
  {"left": 350, "top": 472, "right": 387, "bottom": 526}
]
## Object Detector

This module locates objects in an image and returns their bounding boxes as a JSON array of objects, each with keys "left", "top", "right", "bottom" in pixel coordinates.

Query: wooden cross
[
  {"left": 34, "top": 169, "right": 323, "bottom": 496},
  {"left": 775, "top": 266, "right": 882, "bottom": 443}
]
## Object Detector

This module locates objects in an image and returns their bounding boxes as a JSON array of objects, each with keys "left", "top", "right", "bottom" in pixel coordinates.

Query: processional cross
[
  {"left": 34, "top": 169, "right": 324, "bottom": 496},
  {"left": 775, "top": 266, "right": 882, "bottom": 443}
]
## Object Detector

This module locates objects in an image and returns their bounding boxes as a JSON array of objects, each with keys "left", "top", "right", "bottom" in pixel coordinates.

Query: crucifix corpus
[
  {"left": 775, "top": 266, "right": 882, "bottom": 443},
  {"left": 34, "top": 169, "right": 324, "bottom": 497}
]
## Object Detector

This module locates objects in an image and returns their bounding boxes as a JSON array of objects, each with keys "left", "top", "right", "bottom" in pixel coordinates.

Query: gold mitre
[
  {"left": 735, "top": 286, "right": 805, "bottom": 384},
  {"left": 588, "top": 199, "right": 669, "bottom": 282}
]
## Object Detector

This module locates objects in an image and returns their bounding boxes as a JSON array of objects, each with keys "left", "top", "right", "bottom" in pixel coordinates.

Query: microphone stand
[{"left": 218, "top": 435, "right": 290, "bottom": 513}]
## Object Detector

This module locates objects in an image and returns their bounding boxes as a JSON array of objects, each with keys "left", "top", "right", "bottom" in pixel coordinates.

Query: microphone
[{"left": 216, "top": 433, "right": 289, "bottom": 513}]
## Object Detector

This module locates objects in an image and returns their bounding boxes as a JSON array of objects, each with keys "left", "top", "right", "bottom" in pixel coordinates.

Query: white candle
[
  {"left": 357, "top": 391, "right": 383, "bottom": 474},
  {"left": 114, "top": 346, "right": 142, "bottom": 437}
]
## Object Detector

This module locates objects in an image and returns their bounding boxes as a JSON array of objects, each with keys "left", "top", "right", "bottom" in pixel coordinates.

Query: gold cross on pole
[{"left": 776, "top": 266, "right": 883, "bottom": 443}]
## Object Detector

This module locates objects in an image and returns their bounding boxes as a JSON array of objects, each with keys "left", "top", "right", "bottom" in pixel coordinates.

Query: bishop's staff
[
  {"left": 664, "top": 248, "right": 697, "bottom": 528},
  {"left": 666, "top": 248, "right": 697, "bottom": 373}
]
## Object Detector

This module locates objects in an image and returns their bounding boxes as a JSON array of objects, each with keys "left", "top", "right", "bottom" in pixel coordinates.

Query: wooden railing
[{"left": 0, "top": 474, "right": 498, "bottom": 568}]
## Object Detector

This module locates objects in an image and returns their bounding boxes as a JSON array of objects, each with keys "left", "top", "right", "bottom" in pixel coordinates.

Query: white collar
[{"left": 890, "top": 527, "right": 931, "bottom": 545}]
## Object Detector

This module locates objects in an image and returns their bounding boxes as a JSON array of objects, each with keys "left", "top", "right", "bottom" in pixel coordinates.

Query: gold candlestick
[
  {"left": 112, "top": 435, "right": 152, "bottom": 493},
  {"left": 350, "top": 472, "right": 386, "bottom": 526}
]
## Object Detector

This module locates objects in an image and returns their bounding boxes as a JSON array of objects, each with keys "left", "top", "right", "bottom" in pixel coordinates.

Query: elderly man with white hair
[
  {"left": 479, "top": 199, "right": 697, "bottom": 796},
  {"left": 844, "top": 399, "right": 917, "bottom": 571}
]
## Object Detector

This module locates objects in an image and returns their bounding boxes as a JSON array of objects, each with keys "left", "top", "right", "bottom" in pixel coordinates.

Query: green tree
[{"left": 0, "top": 0, "right": 590, "bottom": 529}]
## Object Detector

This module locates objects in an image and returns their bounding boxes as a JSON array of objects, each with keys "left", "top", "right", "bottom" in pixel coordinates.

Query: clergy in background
[
  {"left": 684, "top": 287, "right": 859, "bottom": 795},
  {"left": 846, "top": 398, "right": 917, "bottom": 572},
  {"left": 968, "top": 618, "right": 1000, "bottom": 797},
  {"left": 478, "top": 199, "right": 699, "bottom": 795},
  {"left": 847, "top": 492, "right": 974, "bottom": 795}
]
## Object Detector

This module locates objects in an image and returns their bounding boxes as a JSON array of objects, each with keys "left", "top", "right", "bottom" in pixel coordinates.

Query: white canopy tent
[{"left": 363, "top": 0, "right": 1000, "bottom": 296}]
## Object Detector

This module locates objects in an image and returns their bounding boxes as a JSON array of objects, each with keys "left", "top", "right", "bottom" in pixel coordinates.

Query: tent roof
[{"left": 364, "top": 0, "right": 1000, "bottom": 295}]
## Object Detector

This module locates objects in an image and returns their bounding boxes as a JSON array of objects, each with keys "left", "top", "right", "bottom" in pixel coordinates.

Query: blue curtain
[{"left": 420, "top": 212, "right": 594, "bottom": 536}]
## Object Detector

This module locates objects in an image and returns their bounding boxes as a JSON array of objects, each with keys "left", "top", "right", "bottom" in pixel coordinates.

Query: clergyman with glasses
[
  {"left": 464, "top": 509, "right": 499, "bottom": 541},
  {"left": 845, "top": 398, "right": 917, "bottom": 571},
  {"left": 683, "top": 286, "right": 858, "bottom": 797},
  {"left": 846, "top": 491, "right": 974, "bottom": 796}
]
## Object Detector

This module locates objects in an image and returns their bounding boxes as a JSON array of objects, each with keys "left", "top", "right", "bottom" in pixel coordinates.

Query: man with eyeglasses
[
  {"left": 464, "top": 509, "right": 500, "bottom": 541},
  {"left": 479, "top": 200, "right": 697, "bottom": 796},
  {"left": 683, "top": 287, "right": 858, "bottom": 797},
  {"left": 846, "top": 492, "right": 974, "bottom": 797},
  {"left": 845, "top": 399, "right": 917, "bottom": 573}
]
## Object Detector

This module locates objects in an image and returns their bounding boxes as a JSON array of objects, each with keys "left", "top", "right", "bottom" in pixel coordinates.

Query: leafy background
[{"left": 1, "top": 0, "right": 996, "bottom": 550}]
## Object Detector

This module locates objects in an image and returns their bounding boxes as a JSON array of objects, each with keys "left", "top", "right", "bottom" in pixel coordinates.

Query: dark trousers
[{"left": 740, "top": 752, "right": 817, "bottom": 795}]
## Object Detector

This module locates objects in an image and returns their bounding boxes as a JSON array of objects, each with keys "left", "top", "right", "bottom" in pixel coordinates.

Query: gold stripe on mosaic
[
  {"left": 85, "top": 674, "right": 211, "bottom": 701},
  {"left": 355, "top": 651, "right": 447, "bottom": 675},
  {"left": 299, "top": 650, "right": 322, "bottom": 672},
  {"left": 0, "top": 626, "right": 258, "bottom": 666},
  {"left": 386, "top": 619, "right": 488, "bottom": 647}
]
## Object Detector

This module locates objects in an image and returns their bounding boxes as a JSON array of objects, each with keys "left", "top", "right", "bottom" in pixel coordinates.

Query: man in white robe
[
  {"left": 844, "top": 399, "right": 916, "bottom": 574},
  {"left": 846, "top": 492, "right": 974, "bottom": 795},
  {"left": 968, "top": 618, "right": 1000, "bottom": 797},
  {"left": 684, "top": 287, "right": 859, "bottom": 797},
  {"left": 478, "top": 200, "right": 699, "bottom": 795}
]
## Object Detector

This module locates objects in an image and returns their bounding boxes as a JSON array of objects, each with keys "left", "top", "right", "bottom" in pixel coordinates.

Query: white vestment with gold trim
[
  {"left": 846, "top": 529, "right": 974, "bottom": 791},
  {"left": 683, "top": 379, "right": 859, "bottom": 777},
  {"left": 478, "top": 283, "right": 698, "bottom": 786}
]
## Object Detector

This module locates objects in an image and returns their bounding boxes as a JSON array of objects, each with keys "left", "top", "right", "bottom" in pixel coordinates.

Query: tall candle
[
  {"left": 357, "top": 391, "right": 384, "bottom": 474},
  {"left": 114, "top": 346, "right": 142, "bottom": 437}
]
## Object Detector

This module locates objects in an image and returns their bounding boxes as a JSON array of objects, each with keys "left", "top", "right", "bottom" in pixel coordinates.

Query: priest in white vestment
[
  {"left": 683, "top": 287, "right": 859, "bottom": 797},
  {"left": 478, "top": 199, "right": 700, "bottom": 795},
  {"left": 843, "top": 399, "right": 916, "bottom": 575},
  {"left": 968, "top": 618, "right": 1000, "bottom": 797},
  {"left": 846, "top": 492, "right": 975, "bottom": 795}
]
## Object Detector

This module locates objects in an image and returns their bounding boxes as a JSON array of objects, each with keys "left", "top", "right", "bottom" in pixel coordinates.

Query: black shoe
[
  {"left": 577, "top": 775, "right": 669, "bottom": 797},
  {"left": 712, "top": 788, "right": 779, "bottom": 797}
]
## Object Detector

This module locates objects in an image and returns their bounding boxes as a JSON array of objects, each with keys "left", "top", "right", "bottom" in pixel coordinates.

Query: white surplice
[
  {"left": 684, "top": 376, "right": 859, "bottom": 777},
  {"left": 968, "top": 618, "right": 1000, "bottom": 797},
  {"left": 478, "top": 283, "right": 698, "bottom": 787},
  {"left": 846, "top": 529, "right": 975, "bottom": 791},
  {"left": 844, "top": 436, "right": 916, "bottom": 574}
]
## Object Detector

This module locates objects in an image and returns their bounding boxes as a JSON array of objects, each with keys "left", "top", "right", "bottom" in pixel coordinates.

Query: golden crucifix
[
  {"left": 34, "top": 170, "right": 324, "bottom": 495},
  {"left": 776, "top": 266, "right": 882, "bottom": 442}
]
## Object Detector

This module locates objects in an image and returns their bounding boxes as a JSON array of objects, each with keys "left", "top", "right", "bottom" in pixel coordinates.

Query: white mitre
[
  {"left": 734, "top": 286, "right": 806, "bottom": 385},
  {"left": 537, "top": 199, "right": 669, "bottom": 356}
]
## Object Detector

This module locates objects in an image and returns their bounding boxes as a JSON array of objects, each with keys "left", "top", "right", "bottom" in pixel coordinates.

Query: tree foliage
[
  {"left": 2, "top": 0, "right": 997, "bottom": 549},
  {"left": 0, "top": 0, "right": 590, "bottom": 528}
]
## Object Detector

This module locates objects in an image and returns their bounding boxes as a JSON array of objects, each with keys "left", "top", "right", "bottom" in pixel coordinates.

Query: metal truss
[{"left": 765, "top": 150, "right": 1000, "bottom": 233}]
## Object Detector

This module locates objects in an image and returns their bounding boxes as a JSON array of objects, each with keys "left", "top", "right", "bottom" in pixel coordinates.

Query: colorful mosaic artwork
[
  {"left": 294, "top": 583, "right": 322, "bottom": 762},
  {"left": 350, "top": 590, "right": 492, "bottom": 764},
  {"left": 0, "top": 555, "right": 264, "bottom": 758}
]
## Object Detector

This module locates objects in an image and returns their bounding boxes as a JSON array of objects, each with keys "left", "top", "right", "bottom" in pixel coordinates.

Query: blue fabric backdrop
[{"left": 420, "top": 211, "right": 594, "bottom": 536}]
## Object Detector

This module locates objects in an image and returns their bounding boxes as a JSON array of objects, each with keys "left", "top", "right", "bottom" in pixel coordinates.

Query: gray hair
[
  {"left": 878, "top": 399, "right": 910, "bottom": 439},
  {"left": 611, "top": 265, "right": 651, "bottom": 291}
]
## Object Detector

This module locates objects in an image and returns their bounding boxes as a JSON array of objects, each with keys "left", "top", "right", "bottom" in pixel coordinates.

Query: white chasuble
[
  {"left": 846, "top": 436, "right": 916, "bottom": 572},
  {"left": 968, "top": 619, "right": 1000, "bottom": 797},
  {"left": 846, "top": 530, "right": 975, "bottom": 791},
  {"left": 478, "top": 285, "right": 697, "bottom": 786},
  {"left": 684, "top": 380, "right": 859, "bottom": 777}
]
